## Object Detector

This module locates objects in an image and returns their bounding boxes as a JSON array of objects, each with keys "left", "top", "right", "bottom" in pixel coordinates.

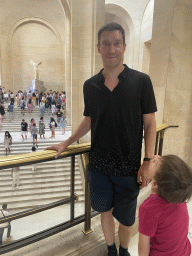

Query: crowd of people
[{"left": 0, "top": 87, "right": 67, "bottom": 154}]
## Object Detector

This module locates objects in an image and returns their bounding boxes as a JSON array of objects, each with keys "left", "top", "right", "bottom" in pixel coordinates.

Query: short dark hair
[
  {"left": 98, "top": 22, "right": 125, "bottom": 45},
  {"left": 31, "top": 146, "right": 36, "bottom": 151},
  {"left": 154, "top": 155, "right": 192, "bottom": 204},
  {"left": 2, "top": 204, "right": 7, "bottom": 209}
]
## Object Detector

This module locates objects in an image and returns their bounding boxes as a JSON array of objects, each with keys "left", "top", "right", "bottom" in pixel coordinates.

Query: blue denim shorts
[
  {"left": 32, "top": 134, "right": 37, "bottom": 139},
  {"left": 88, "top": 169, "right": 140, "bottom": 226}
]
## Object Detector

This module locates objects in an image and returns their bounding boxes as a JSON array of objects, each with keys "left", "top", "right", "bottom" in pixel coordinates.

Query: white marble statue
[{"left": 30, "top": 60, "right": 42, "bottom": 80}]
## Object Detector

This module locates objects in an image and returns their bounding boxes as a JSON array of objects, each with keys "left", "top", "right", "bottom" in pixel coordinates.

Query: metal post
[
  {"left": 158, "top": 130, "right": 165, "bottom": 156},
  {"left": 82, "top": 153, "right": 93, "bottom": 235},
  {"left": 154, "top": 132, "right": 159, "bottom": 155},
  {"left": 70, "top": 155, "right": 75, "bottom": 223}
]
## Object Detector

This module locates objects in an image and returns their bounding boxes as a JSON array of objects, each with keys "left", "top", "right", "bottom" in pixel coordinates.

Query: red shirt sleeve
[{"left": 139, "top": 195, "right": 162, "bottom": 237}]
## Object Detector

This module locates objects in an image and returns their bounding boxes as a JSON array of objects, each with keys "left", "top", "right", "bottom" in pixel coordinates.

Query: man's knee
[{"left": 101, "top": 208, "right": 113, "bottom": 218}]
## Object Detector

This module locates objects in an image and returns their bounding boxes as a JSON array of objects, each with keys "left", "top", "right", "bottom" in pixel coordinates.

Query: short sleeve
[
  {"left": 139, "top": 197, "right": 161, "bottom": 237},
  {"left": 83, "top": 81, "right": 90, "bottom": 117},
  {"left": 140, "top": 75, "right": 157, "bottom": 114}
]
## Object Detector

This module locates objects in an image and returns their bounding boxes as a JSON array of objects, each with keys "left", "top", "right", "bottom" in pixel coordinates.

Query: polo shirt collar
[{"left": 98, "top": 64, "right": 129, "bottom": 83}]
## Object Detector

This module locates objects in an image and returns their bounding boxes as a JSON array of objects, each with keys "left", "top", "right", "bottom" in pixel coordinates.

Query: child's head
[
  {"left": 5, "top": 131, "right": 11, "bottom": 138},
  {"left": 150, "top": 155, "right": 192, "bottom": 204},
  {"left": 33, "top": 122, "right": 36, "bottom": 127},
  {"left": 31, "top": 118, "right": 34, "bottom": 122},
  {"left": 31, "top": 146, "right": 36, "bottom": 152},
  {"left": 40, "top": 117, "right": 43, "bottom": 121}
]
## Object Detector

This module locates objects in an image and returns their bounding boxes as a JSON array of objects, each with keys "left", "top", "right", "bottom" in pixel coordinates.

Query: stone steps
[{"left": 0, "top": 115, "right": 85, "bottom": 211}]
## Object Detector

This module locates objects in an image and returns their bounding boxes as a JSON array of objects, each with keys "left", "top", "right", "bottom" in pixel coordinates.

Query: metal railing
[{"left": 0, "top": 124, "right": 178, "bottom": 254}]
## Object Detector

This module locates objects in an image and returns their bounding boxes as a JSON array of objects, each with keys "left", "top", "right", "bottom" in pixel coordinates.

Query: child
[
  {"left": 51, "top": 100, "right": 56, "bottom": 115},
  {"left": 29, "top": 118, "right": 34, "bottom": 137},
  {"left": 61, "top": 115, "right": 67, "bottom": 134},
  {"left": 20, "top": 97, "right": 25, "bottom": 115},
  {"left": 138, "top": 155, "right": 192, "bottom": 256},
  {"left": 31, "top": 146, "right": 37, "bottom": 171},
  {"left": 56, "top": 109, "right": 62, "bottom": 127},
  {"left": 3, "top": 131, "right": 12, "bottom": 155},
  {"left": 31, "top": 122, "right": 38, "bottom": 147},
  {"left": 39, "top": 117, "right": 45, "bottom": 139},
  {"left": 49, "top": 117, "right": 56, "bottom": 138}
]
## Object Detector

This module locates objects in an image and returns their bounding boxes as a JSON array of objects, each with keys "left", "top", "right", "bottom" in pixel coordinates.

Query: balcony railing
[{"left": 0, "top": 124, "right": 178, "bottom": 255}]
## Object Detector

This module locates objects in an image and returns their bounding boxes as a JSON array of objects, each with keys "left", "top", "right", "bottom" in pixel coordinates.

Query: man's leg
[
  {"left": 118, "top": 223, "right": 133, "bottom": 249},
  {"left": 101, "top": 208, "right": 115, "bottom": 245}
]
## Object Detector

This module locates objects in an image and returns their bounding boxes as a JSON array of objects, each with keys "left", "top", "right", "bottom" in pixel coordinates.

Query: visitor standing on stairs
[
  {"left": 29, "top": 118, "right": 35, "bottom": 137},
  {"left": 31, "top": 122, "right": 38, "bottom": 147},
  {"left": 3, "top": 131, "right": 12, "bottom": 155},
  {"left": 7, "top": 102, "right": 14, "bottom": 121},
  {"left": 0, "top": 204, "right": 11, "bottom": 245},
  {"left": 11, "top": 167, "right": 20, "bottom": 189},
  {"left": 21, "top": 119, "right": 28, "bottom": 141},
  {"left": 39, "top": 117, "right": 45, "bottom": 139},
  {"left": 20, "top": 97, "right": 26, "bottom": 115},
  {"left": 49, "top": 117, "right": 56, "bottom": 138},
  {"left": 46, "top": 22, "right": 157, "bottom": 256},
  {"left": 0, "top": 102, "right": 5, "bottom": 129},
  {"left": 31, "top": 146, "right": 37, "bottom": 171}
]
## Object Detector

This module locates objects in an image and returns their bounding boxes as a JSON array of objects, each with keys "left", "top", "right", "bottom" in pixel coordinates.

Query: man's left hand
[{"left": 137, "top": 161, "right": 150, "bottom": 188}]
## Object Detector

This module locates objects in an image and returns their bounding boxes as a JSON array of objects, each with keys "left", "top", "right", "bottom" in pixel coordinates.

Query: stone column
[
  {"left": 1, "top": 39, "right": 13, "bottom": 92},
  {"left": 150, "top": 0, "right": 192, "bottom": 165},
  {"left": 71, "top": 0, "right": 105, "bottom": 141},
  {"left": 149, "top": 0, "right": 175, "bottom": 126}
]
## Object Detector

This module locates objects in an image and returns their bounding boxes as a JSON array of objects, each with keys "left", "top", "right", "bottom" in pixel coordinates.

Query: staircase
[{"left": 0, "top": 103, "right": 85, "bottom": 211}]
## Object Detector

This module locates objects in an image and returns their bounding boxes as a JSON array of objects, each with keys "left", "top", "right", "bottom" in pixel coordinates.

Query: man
[
  {"left": 7, "top": 102, "right": 14, "bottom": 121},
  {"left": 47, "top": 22, "right": 157, "bottom": 256},
  {"left": 21, "top": 119, "right": 28, "bottom": 140},
  {"left": 0, "top": 204, "right": 11, "bottom": 245},
  {"left": 20, "top": 97, "right": 25, "bottom": 115},
  {"left": 10, "top": 92, "right": 14, "bottom": 105}
]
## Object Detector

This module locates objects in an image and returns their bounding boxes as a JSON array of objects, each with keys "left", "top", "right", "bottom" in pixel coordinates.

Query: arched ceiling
[{"left": 0, "top": 0, "right": 68, "bottom": 40}]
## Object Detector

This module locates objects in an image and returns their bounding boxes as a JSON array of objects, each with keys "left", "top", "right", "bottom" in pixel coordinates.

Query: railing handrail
[
  {"left": 0, "top": 143, "right": 91, "bottom": 169},
  {"left": 0, "top": 124, "right": 177, "bottom": 170}
]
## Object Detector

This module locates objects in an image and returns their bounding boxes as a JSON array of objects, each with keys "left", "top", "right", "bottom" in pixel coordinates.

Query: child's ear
[{"left": 152, "top": 180, "right": 158, "bottom": 192}]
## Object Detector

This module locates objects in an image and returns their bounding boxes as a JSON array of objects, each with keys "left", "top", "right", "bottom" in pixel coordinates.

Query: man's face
[{"left": 97, "top": 30, "right": 126, "bottom": 69}]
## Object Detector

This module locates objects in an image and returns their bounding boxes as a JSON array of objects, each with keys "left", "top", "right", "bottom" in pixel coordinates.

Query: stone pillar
[
  {"left": 1, "top": 39, "right": 13, "bottom": 92},
  {"left": 150, "top": 0, "right": 192, "bottom": 165},
  {"left": 149, "top": 0, "right": 175, "bottom": 126},
  {"left": 65, "top": 16, "right": 72, "bottom": 126},
  {"left": 71, "top": 0, "right": 105, "bottom": 141}
]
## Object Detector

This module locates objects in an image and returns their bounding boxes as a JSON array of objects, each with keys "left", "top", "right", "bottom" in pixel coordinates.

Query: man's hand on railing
[{"left": 46, "top": 141, "right": 69, "bottom": 159}]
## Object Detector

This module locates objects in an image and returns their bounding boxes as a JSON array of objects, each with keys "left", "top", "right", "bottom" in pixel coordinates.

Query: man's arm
[
  {"left": 138, "top": 232, "right": 150, "bottom": 256},
  {"left": 137, "top": 112, "right": 156, "bottom": 188},
  {"left": 46, "top": 116, "right": 91, "bottom": 158}
]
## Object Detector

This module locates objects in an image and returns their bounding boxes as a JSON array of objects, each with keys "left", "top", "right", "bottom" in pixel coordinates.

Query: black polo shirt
[{"left": 83, "top": 64, "right": 157, "bottom": 176}]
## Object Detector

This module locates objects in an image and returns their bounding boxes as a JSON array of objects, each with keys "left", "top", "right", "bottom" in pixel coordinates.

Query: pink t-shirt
[{"left": 139, "top": 194, "right": 191, "bottom": 256}]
